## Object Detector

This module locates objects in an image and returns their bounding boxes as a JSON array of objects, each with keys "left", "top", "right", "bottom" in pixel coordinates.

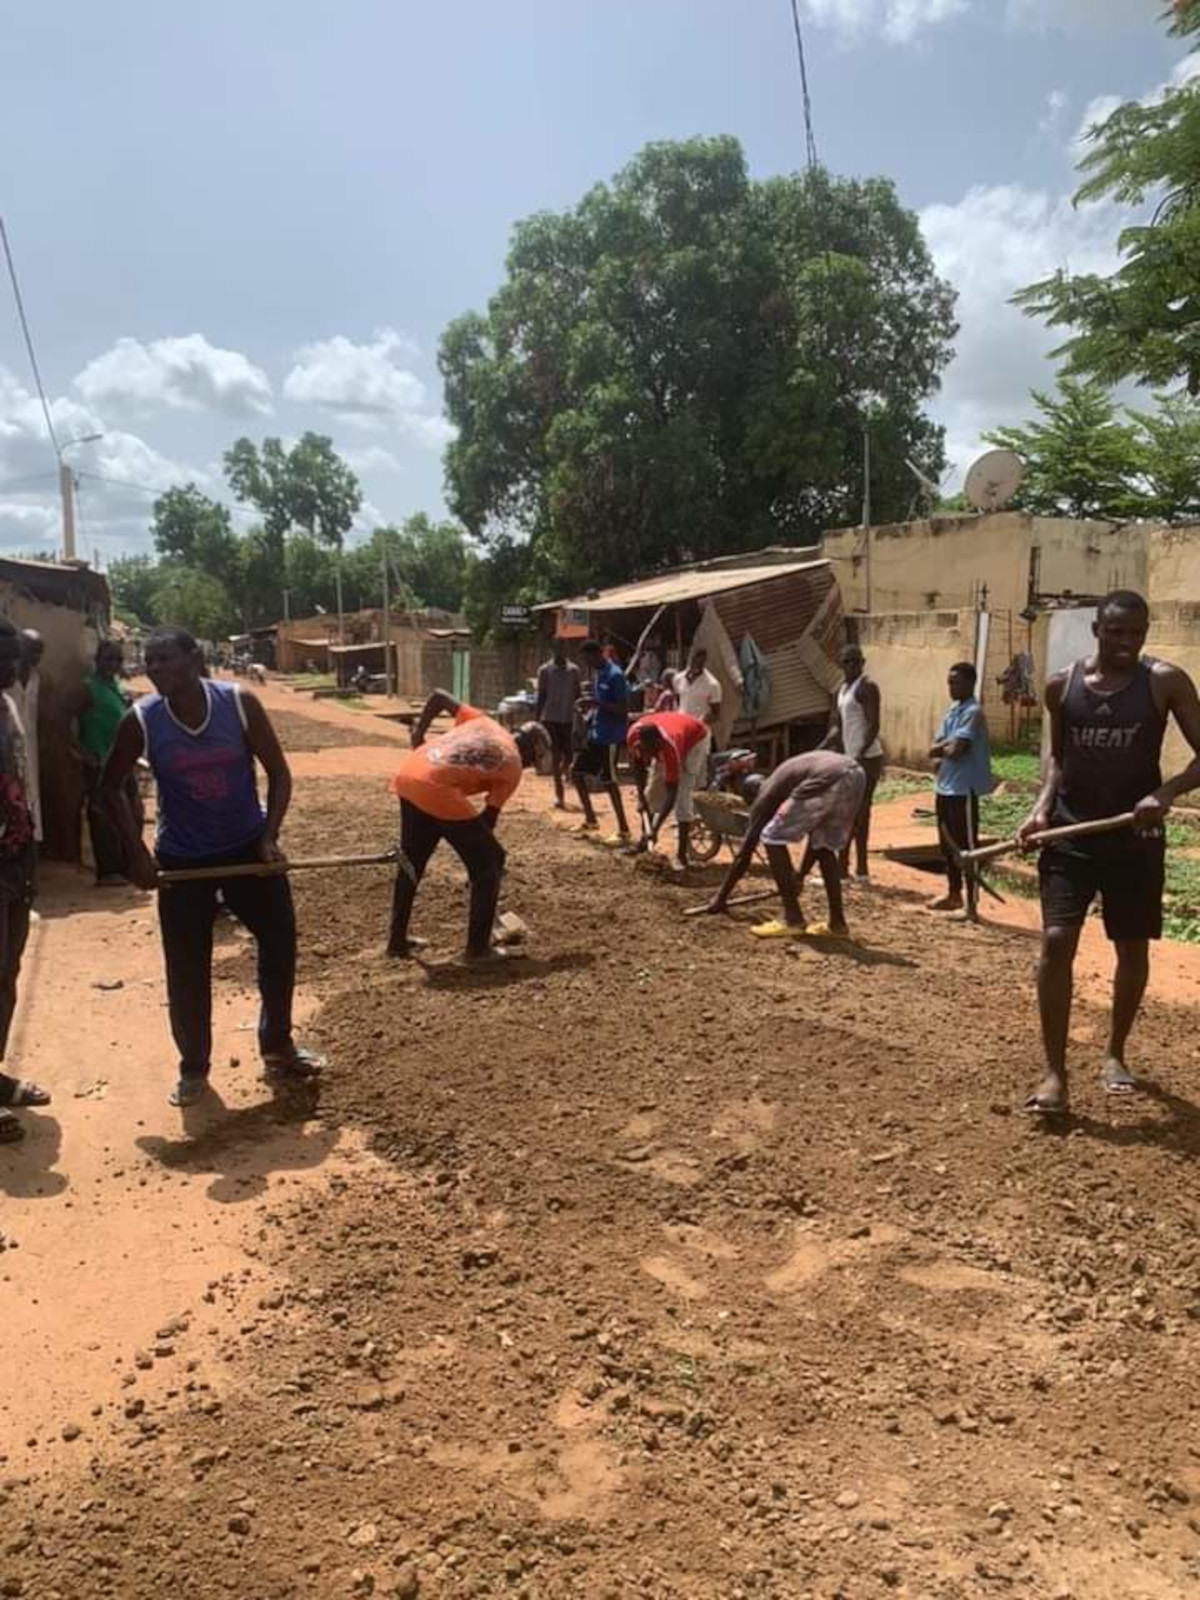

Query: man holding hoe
[
  {"left": 1020, "top": 591, "right": 1200, "bottom": 1116},
  {"left": 625, "top": 708, "right": 710, "bottom": 870},
  {"left": 705, "top": 750, "right": 865, "bottom": 939},
  {"left": 103, "top": 625, "right": 321, "bottom": 1108},
  {"left": 388, "top": 689, "right": 548, "bottom": 963}
]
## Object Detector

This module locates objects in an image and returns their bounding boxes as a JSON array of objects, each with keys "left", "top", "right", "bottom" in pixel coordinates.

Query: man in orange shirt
[{"left": 388, "top": 689, "right": 548, "bottom": 962}]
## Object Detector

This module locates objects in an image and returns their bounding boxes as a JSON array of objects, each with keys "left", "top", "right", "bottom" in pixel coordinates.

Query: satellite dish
[{"left": 964, "top": 449, "right": 1025, "bottom": 513}]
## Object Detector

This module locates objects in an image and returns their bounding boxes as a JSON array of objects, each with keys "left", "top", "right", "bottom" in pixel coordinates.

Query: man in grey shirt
[{"left": 536, "top": 640, "right": 582, "bottom": 809}]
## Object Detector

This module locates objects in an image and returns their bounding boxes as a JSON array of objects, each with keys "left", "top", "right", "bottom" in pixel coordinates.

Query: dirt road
[{"left": 5, "top": 687, "right": 1200, "bottom": 1600}]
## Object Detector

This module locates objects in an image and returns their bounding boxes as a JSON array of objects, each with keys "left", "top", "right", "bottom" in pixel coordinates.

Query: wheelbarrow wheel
[{"left": 688, "top": 817, "right": 723, "bottom": 863}]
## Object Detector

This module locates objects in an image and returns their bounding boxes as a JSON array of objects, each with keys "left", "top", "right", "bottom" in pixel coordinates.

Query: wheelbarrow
[{"left": 690, "top": 791, "right": 754, "bottom": 865}]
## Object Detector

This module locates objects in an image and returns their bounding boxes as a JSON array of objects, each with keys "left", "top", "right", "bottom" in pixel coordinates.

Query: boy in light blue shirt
[{"left": 930, "top": 661, "right": 994, "bottom": 914}]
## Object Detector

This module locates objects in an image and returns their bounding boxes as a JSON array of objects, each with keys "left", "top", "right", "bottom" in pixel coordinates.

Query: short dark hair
[
  {"left": 950, "top": 661, "right": 977, "bottom": 687},
  {"left": 1098, "top": 590, "right": 1149, "bottom": 624},
  {"left": 145, "top": 625, "right": 198, "bottom": 654},
  {"left": 582, "top": 640, "right": 603, "bottom": 658},
  {"left": 640, "top": 723, "right": 665, "bottom": 746}
]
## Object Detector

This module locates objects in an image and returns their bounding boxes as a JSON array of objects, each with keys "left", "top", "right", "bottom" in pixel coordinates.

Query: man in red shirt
[{"left": 625, "top": 710, "right": 711, "bottom": 870}]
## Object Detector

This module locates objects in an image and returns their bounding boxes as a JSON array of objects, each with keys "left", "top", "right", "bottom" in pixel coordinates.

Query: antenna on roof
[
  {"left": 964, "top": 449, "right": 1025, "bottom": 513},
  {"left": 904, "top": 457, "right": 955, "bottom": 520}
]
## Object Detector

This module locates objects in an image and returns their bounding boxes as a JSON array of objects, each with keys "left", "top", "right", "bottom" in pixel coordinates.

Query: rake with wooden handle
[{"left": 157, "top": 850, "right": 398, "bottom": 885}]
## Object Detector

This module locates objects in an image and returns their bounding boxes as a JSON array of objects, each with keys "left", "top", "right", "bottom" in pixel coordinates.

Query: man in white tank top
[{"left": 824, "top": 644, "right": 883, "bottom": 879}]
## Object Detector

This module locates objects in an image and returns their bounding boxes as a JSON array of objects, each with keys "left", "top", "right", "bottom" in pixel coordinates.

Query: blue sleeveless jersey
[{"left": 137, "top": 680, "right": 264, "bottom": 860}]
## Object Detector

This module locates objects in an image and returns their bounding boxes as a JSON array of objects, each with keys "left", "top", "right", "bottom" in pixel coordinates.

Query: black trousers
[
  {"left": 0, "top": 848, "right": 35, "bottom": 1061},
  {"left": 936, "top": 792, "right": 980, "bottom": 896},
  {"left": 389, "top": 800, "right": 505, "bottom": 956},
  {"left": 157, "top": 845, "right": 296, "bottom": 1079},
  {"left": 86, "top": 767, "right": 141, "bottom": 881}
]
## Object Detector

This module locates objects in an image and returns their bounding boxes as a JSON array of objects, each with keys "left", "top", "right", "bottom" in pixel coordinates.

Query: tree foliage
[
  {"left": 150, "top": 484, "right": 241, "bottom": 592},
  {"left": 224, "top": 432, "right": 362, "bottom": 557},
  {"left": 1016, "top": 4, "right": 1200, "bottom": 394},
  {"left": 986, "top": 379, "right": 1200, "bottom": 522},
  {"left": 440, "top": 136, "right": 957, "bottom": 595}
]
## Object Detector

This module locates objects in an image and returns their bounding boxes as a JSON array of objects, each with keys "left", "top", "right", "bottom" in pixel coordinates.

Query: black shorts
[
  {"left": 544, "top": 721, "right": 573, "bottom": 759},
  {"left": 1039, "top": 834, "right": 1165, "bottom": 942},
  {"left": 572, "top": 742, "right": 620, "bottom": 783}
]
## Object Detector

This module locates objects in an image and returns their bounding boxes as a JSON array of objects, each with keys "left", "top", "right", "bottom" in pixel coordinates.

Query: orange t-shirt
[{"left": 391, "top": 705, "right": 522, "bottom": 822}]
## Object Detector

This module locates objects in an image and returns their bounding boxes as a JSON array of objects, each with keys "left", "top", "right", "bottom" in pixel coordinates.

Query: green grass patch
[
  {"left": 291, "top": 671, "right": 337, "bottom": 690},
  {"left": 875, "top": 775, "right": 929, "bottom": 805}
]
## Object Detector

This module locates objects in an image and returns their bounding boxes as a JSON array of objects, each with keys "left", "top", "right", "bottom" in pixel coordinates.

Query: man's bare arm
[
  {"left": 241, "top": 691, "right": 292, "bottom": 859},
  {"left": 412, "top": 689, "right": 461, "bottom": 748},
  {"left": 859, "top": 679, "right": 881, "bottom": 751},
  {"left": 1141, "top": 663, "right": 1200, "bottom": 822},
  {"left": 1018, "top": 671, "right": 1067, "bottom": 844},
  {"left": 100, "top": 713, "right": 157, "bottom": 888}
]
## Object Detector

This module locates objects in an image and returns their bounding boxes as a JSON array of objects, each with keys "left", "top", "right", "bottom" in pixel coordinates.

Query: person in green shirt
[{"left": 75, "top": 638, "right": 141, "bottom": 886}]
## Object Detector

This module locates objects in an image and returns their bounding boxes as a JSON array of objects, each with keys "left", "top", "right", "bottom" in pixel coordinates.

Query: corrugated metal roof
[{"left": 533, "top": 559, "right": 832, "bottom": 613}]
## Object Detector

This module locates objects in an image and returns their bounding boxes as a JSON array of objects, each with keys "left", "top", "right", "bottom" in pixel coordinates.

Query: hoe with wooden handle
[
  {"left": 949, "top": 812, "right": 1139, "bottom": 904},
  {"left": 157, "top": 850, "right": 399, "bottom": 885}
]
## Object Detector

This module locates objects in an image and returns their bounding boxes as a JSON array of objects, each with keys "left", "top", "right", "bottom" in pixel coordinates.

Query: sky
[{"left": 0, "top": 0, "right": 1194, "bottom": 565}]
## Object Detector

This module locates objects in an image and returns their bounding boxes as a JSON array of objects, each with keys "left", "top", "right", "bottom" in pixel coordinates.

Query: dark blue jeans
[{"left": 156, "top": 845, "right": 295, "bottom": 1079}]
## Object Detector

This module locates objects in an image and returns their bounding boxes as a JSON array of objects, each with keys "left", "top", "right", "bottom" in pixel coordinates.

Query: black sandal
[
  {"left": 262, "top": 1047, "right": 326, "bottom": 1083},
  {"left": 0, "top": 1076, "right": 51, "bottom": 1109},
  {"left": 0, "top": 1108, "right": 25, "bottom": 1143}
]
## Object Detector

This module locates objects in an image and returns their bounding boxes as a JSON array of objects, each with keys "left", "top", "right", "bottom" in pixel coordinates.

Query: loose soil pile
[{"left": 6, "top": 746, "right": 1200, "bottom": 1599}]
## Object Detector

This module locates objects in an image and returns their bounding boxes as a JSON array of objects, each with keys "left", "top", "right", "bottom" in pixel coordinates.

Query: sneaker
[
  {"left": 602, "top": 831, "right": 633, "bottom": 848},
  {"left": 572, "top": 821, "right": 600, "bottom": 836}
]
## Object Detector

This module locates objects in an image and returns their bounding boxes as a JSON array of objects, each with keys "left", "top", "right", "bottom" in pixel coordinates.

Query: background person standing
[
  {"left": 572, "top": 639, "right": 631, "bottom": 843},
  {"left": 827, "top": 643, "right": 883, "bottom": 880},
  {"left": 75, "top": 638, "right": 139, "bottom": 886},
  {"left": 672, "top": 648, "right": 722, "bottom": 729},
  {"left": 535, "top": 640, "right": 581, "bottom": 811},
  {"left": 929, "top": 662, "right": 994, "bottom": 916},
  {"left": 13, "top": 630, "right": 43, "bottom": 847},
  {"left": 0, "top": 621, "right": 49, "bottom": 1144}
]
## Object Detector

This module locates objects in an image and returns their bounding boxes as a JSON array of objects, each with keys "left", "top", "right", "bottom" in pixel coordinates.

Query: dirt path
[{"left": 5, "top": 696, "right": 1200, "bottom": 1600}]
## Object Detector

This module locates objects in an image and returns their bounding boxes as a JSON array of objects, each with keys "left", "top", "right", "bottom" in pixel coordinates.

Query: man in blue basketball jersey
[{"left": 104, "top": 625, "right": 321, "bottom": 1107}]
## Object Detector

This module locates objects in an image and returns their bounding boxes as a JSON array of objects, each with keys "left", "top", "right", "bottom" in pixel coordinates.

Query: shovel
[{"left": 157, "top": 849, "right": 399, "bottom": 886}]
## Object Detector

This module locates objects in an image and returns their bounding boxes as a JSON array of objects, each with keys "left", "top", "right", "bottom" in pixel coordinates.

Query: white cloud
[
  {"left": 920, "top": 184, "right": 1122, "bottom": 484},
  {"left": 74, "top": 334, "right": 273, "bottom": 419},
  {"left": 1007, "top": 0, "right": 1146, "bottom": 32},
  {"left": 0, "top": 363, "right": 216, "bottom": 559},
  {"left": 803, "top": 0, "right": 1160, "bottom": 43},
  {"left": 1038, "top": 87, "right": 1069, "bottom": 137},
  {"left": 283, "top": 328, "right": 455, "bottom": 449},
  {"left": 342, "top": 444, "right": 404, "bottom": 475},
  {"left": 802, "top": 0, "right": 965, "bottom": 43}
]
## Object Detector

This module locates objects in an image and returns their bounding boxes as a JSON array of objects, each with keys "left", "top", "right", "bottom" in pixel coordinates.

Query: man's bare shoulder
[{"left": 1045, "top": 667, "right": 1070, "bottom": 707}]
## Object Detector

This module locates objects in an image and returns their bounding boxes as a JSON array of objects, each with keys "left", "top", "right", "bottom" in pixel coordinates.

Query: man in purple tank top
[
  {"left": 1019, "top": 592, "right": 1200, "bottom": 1116},
  {"left": 103, "top": 626, "right": 323, "bottom": 1108}
]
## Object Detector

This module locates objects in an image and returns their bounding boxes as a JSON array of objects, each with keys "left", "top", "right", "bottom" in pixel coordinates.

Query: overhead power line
[
  {"left": 788, "top": 0, "right": 820, "bottom": 174},
  {"left": 0, "top": 216, "right": 62, "bottom": 461}
]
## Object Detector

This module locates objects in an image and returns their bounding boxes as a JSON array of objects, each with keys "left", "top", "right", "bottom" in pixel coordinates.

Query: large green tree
[
  {"left": 341, "top": 516, "right": 472, "bottom": 614},
  {"left": 1127, "top": 392, "right": 1200, "bottom": 521},
  {"left": 1016, "top": 3, "right": 1200, "bottom": 394},
  {"left": 224, "top": 433, "right": 362, "bottom": 561},
  {"left": 439, "top": 136, "right": 957, "bottom": 595},
  {"left": 986, "top": 379, "right": 1143, "bottom": 520},
  {"left": 150, "top": 484, "right": 241, "bottom": 593}
]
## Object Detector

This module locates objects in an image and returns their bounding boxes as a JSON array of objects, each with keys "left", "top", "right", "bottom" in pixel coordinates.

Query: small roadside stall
[{"left": 534, "top": 551, "right": 846, "bottom": 767}]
